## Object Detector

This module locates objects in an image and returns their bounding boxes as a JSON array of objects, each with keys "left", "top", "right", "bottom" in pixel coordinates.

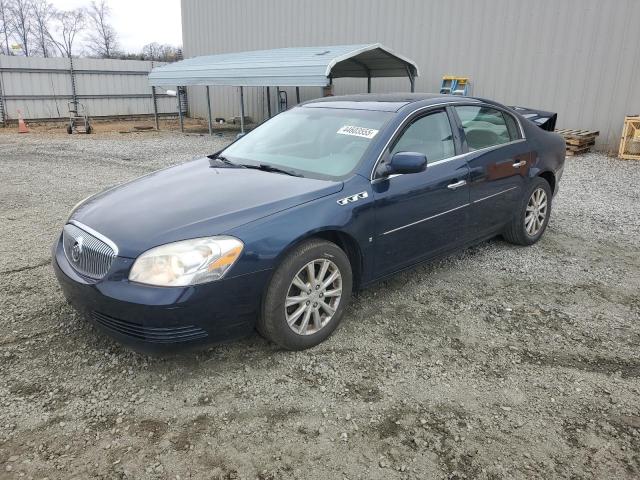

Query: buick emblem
[{"left": 71, "top": 238, "right": 83, "bottom": 262}]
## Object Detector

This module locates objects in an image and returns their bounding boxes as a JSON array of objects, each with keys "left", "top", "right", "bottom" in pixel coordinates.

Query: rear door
[
  {"left": 372, "top": 108, "right": 470, "bottom": 277},
  {"left": 453, "top": 105, "right": 533, "bottom": 235}
]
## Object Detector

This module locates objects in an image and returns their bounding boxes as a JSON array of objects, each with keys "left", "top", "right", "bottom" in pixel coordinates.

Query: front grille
[
  {"left": 63, "top": 223, "right": 116, "bottom": 280},
  {"left": 92, "top": 311, "right": 208, "bottom": 343}
]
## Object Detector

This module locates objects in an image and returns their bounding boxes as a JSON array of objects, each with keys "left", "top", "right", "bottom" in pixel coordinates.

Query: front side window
[
  {"left": 455, "top": 106, "right": 520, "bottom": 151},
  {"left": 390, "top": 110, "right": 455, "bottom": 162},
  {"left": 221, "top": 107, "right": 393, "bottom": 179}
]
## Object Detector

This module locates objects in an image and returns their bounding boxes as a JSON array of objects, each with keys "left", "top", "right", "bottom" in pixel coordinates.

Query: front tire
[
  {"left": 258, "top": 239, "right": 353, "bottom": 350},
  {"left": 503, "top": 177, "right": 552, "bottom": 246}
]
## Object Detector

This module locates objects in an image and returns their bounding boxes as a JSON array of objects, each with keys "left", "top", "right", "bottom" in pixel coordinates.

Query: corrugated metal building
[
  {"left": 181, "top": 0, "right": 640, "bottom": 151},
  {"left": 0, "top": 55, "right": 175, "bottom": 120}
]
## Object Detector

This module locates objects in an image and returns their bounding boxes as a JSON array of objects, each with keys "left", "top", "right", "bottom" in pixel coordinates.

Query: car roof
[{"left": 302, "top": 93, "right": 482, "bottom": 112}]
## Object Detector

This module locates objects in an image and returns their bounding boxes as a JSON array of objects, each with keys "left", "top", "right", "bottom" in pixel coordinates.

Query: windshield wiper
[
  {"left": 239, "top": 163, "right": 303, "bottom": 177},
  {"left": 208, "top": 154, "right": 240, "bottom": 168}
]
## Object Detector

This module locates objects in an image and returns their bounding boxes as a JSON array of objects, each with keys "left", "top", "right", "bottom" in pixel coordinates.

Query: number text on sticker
[{"left": 337, "top": 125, "right": 379, "bottom": 139}]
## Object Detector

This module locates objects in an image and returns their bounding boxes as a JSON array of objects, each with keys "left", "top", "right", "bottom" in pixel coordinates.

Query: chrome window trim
[
  {"left": 68, "top": 220, "right": 119, "bottom": 256},
  {"left": 369, "top": 101, "right": 470, "bottom": 181},
  {"left": 370, "top": 101, "right": 527, "bottom": 182},
  {"left": 464, "top": 138, "right": 527, "bottom": 156},
  {"left": 454, "top": 103, "right": 527, "bottom": 141},
  {"left": 371, "top": 138, "right": 527, "bottom": 184}
]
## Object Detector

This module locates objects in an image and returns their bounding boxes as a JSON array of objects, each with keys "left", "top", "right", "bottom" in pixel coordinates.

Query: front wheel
[
  {"left": 503, "top": 177, "right": 552, "bottom": 246},
  {"left": 258, "top": 239, "right": 353, "bottom": 350}
]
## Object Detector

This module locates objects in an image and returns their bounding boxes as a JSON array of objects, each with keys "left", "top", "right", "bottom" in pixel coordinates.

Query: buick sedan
[{"left": 53, "top": 93, "right": 565, "bottom": 352}]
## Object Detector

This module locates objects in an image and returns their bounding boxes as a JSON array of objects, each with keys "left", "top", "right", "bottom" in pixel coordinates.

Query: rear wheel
[
  {"left": 258, "top": 239, "right": 353, "bottom": 350},
  {"left": 503, "top": 177, "right": 552, "bottom": 245}
]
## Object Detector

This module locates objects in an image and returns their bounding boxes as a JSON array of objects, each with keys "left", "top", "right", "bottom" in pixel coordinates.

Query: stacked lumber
[{"left": 555, "top": 129, "right": 599, "bottom": 156}]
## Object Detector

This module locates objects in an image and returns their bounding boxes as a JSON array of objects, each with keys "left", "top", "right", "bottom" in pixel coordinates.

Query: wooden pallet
[
  {"left": 619, "top": 116, "right": 640, "bottom": 160},
  {"left": 566, "top": 141, "right": 595, "bottom": 155},
  {"left": 555, "top": 128, "right": 599, "bottom": 156},
  {"left": 566, "top": 146, "right": 594, "bottom": 156},
  {"left": 555, "top": 128, "right": 600, "bottom": 139}
]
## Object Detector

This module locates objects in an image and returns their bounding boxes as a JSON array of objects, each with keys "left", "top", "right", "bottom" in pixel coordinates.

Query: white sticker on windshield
[{"left": 337, "top": 125, "right": 379, "bottom": 139}]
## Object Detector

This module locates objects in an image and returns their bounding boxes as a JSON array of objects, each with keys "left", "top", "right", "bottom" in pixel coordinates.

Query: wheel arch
[
  {"left": 274, "top": 229, "right": 364, "bottom": 290},
  {"left": 537, "top": 170, "right": 556, "bottom": 193}
]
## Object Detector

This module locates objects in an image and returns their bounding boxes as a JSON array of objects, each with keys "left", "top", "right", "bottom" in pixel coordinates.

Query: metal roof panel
[{"left": 148, "top": 44, "right": 419, "bottom": 87}]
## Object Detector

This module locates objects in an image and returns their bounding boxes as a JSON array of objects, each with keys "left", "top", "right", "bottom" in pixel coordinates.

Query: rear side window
[
  {"left": 455, "top": 106, "right": 520, "bottom": 151},
  {"left": 390, "top": 110, "right": 455, "bottom": 162}
]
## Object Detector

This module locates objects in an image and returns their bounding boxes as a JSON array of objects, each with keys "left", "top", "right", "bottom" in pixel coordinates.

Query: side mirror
[{"left": 387, "top": 151, "right": 427, "bottom": 175}]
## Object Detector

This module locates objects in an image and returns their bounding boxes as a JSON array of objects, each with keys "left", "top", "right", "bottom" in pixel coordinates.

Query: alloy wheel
[
  {"left": 285, "top": 259, "right": 343, "bottom": 335},
  {"left": 525, "top": 188, "right": 548, "bottom": 236}
]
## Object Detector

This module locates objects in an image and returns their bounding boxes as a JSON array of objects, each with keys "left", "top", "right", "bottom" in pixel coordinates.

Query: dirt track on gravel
[{"left": 1, "top": 131, "right": 639, "bottom": 479}]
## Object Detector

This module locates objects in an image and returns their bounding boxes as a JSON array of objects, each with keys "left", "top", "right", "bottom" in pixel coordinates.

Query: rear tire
[
  {"left": 503, "top": 177, "right": 552, "bottom": 246},
  {"left": 258, "top": 239, "right": 353, "bottom": 350}
]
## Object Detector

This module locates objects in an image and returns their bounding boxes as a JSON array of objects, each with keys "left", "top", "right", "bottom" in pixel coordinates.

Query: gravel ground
[{"left": 1, "top": 131, "right": 639, "bottom": 480}]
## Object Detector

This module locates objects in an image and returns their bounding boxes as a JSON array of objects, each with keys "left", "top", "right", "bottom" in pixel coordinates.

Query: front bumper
[{"left": 52, "top": 235, "right": 271, "bottom": 354}]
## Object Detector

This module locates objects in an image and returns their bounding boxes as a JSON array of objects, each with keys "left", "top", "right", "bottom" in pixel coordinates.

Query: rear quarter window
[{"left": 503, "top": 112, "right": 522, "bottom": 140}]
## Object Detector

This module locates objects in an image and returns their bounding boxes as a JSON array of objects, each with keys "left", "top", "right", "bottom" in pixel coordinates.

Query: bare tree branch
[
  {"left": 86, "top": 0, "right": 118, "bottom": 58},
  {"left": 0, "top": 0, "right": 12, "bottom": 55},
  {"left": 142, "top": 42, "right": 180, "bottom": 62},
  {"left": 31, "top": 0, "right": 55, "bottom": 57},
  {"left": 46, "top": 8, "right": 85, "bottom": 58},
  {"left": 8, "top": 0, "right": 33, "bottom": 56}
]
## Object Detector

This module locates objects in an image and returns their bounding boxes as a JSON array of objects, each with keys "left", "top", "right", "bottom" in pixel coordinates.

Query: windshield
[{"left": 221, "top": 107, "right": 393, "bottom": 179}]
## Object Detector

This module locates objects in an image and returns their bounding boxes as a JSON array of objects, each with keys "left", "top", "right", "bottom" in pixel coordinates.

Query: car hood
[{"left": 71, "top": 157, "right": 343, "bottom": 258}]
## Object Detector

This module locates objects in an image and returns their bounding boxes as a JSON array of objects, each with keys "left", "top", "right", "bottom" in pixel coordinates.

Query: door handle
[
  {"left": 447, "top": 179, "right": 467, "bottom": 190},
  {"left": 512, "top": 160, "right": 527, "bottom": 168}
]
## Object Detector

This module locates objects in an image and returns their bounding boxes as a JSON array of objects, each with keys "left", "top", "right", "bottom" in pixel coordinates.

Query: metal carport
[{"left": 147, "top": 43, "right": 419, "bottom": 134}]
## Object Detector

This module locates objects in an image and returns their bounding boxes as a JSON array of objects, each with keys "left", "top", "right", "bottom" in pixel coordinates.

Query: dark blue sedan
[{"left": 53, "top": 93, "right": 565, "bottom": 352}]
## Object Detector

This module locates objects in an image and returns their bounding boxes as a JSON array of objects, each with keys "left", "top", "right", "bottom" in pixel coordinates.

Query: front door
[{"left": 372, "top": 109, "right": 470, "bottom": 277}]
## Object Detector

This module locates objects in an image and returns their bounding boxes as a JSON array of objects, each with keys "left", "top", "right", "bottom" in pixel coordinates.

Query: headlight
[{"left": 129, "top": 236, "right": 244, "bottom": 287}]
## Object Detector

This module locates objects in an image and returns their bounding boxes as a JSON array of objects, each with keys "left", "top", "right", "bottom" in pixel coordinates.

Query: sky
[{"left": 51, "top": 0, "right": 182, "bottom": 53}]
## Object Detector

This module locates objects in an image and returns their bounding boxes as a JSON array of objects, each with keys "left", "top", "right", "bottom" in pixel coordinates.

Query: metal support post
[
  {"left": 296, "top": 86, "right": 300, "bottom": 104},
  {"left": 266, "top": 86, "right": 271, "bottom": 118},
  {"left": 367, "top": 76, "right": 371, "bottom": 93},
  {"left": 151, "top": 86, "right": 159, "bottom": 130},
  {"left": 239, "top": 86, "right": 245, "bottom": 134},
  {"left": 406, "top": 66, "right": 415, "bottom": 92},
  {"left": 205, "top": 86, "right": 213, "bottom": 135},
  {"left": 177, "top": 87, "right": 184, "bottom": 133}
]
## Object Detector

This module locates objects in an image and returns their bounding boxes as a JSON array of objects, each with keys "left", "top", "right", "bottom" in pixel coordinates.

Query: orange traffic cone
[{"left": 17, "top": 109, "right": 29, "bottom": 133}]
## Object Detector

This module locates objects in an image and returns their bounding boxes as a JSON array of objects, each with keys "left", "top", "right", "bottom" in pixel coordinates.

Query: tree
[
  {"left": 31, "top": 0, "right": 55, "bottom": 57},
  {"left": 8, "top": 0, "right": 33, "bottom": 56},
  {"left": 141, "top": 42, "right": 180, "bottom": 62},
  {"left": 47, "top": 8, "right": 85, "bottom": 58},
  {"left": 0, "top": 0, "right": 11, "bottom": 55},
  {"left": 86, "top": 0, "right": 118, "bottom": 58}
]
